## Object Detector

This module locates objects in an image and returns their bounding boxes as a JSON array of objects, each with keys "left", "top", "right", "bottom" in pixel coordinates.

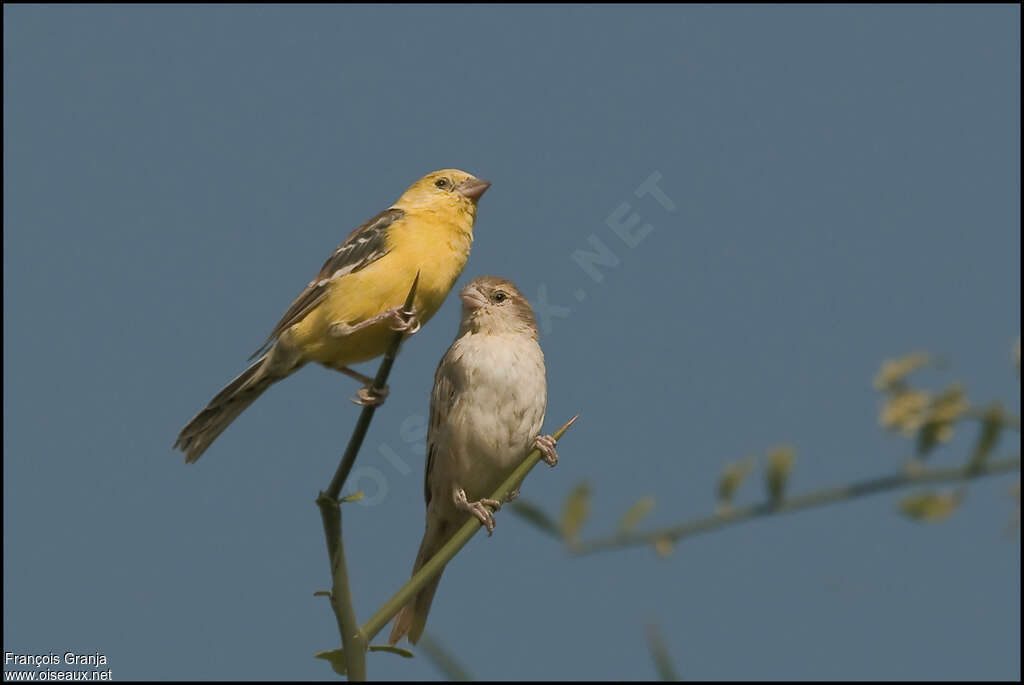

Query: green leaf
[
  {"left": 899, "top": 489, "right": 965, "bottom": 523},
  {"left": 968, "top": 403, "right": 1005, "bottom": 469},
  {"left": 315, "top": 649, "right": 347, "bottom": 677},
  {"left": 873, "top": 351, "right": 931, "bottom": 392},
  {"left": 879, "top": 389, "right": 930, "bottom": 437},
  {"left": 369, "top": 645, "right": 414, "bottom": 659},
  {"left": 315, "top": 645, "right": 415, "bottom": 676},
  {"left": 717, "top": 458, "right": 755, "bottom": 505},
  {"left": 508, "top": 499, "right": 562, "bottom": 539},
  {"left": 652, "top": 536, "right": 674, "bottom": 559},
  {"left": 561, "top": 481, "right": 592, "bottom": 545},
  {"left": 915, "top": 422, "right": 945, "bottom": 456},
  {"left": 340, "top": 490, "right": 364, "bottom": 503},
  {"left": 917, "top": 384, "right": 969, "bottom": 457},
  {"left": 764, "top": 445, "right": 796, "bottom": 503},
  {"left": 619, "top": 496, "right": 656, "bottom": 533}
]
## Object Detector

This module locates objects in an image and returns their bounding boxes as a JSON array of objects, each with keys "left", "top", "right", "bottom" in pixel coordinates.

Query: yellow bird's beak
[{"left": 456, "top": 178, "right": 491, "bottom": 201}]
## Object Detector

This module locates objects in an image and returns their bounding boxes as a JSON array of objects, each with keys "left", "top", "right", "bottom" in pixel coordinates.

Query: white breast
[{"left": 436, "top": 332, "right": 547, "bottom": 500}]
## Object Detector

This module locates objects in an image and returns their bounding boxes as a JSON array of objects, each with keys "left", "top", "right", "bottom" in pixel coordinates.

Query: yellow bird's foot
[
  {"left": 323, "top": 365, "right": 389, "bottom": 407},
  {"left": 351, "top": 385, "right": 389, "bottom": 407},
  {"left": 387, "top": 307, "right": 421, "bottom": 335},
  {"left": 453, "top": 487, "right": 501, "bottom": 536},
  {"left": 328, "top": 305, "right": 420, "bottom": 340},
  {"left": 534, "top": 434, "right": 559, "bottom": 467}
]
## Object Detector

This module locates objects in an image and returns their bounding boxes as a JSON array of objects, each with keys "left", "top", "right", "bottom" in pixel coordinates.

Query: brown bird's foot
[
  {"left": 351, "top": 384, "right": 389, "bottom": 407},
  {"left": 534, "top": 434, "right": 559, "bottom": 467},
  {"left": 453, "top": 487, "right": 501, "bottom": 536}
]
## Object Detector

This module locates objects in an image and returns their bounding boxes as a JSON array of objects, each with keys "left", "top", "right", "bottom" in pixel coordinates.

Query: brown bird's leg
[
  {"left": 534, "top": 434, "right": 559, "bottom": 467},
  {"left": 453, "top": 487, "right": 502, "bottom": 536}
]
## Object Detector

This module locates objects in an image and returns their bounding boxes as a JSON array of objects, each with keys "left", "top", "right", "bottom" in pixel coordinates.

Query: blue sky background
[{"left": 4, "top": 5, "right": 1020, "bottom": 681}]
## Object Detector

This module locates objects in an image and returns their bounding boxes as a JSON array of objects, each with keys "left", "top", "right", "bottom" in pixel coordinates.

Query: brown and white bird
[{"left": 388, "top": 276, "right": 559, "bottom": 646}]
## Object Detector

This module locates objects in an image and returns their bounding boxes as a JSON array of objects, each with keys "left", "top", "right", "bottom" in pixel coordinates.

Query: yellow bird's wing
[{"left": 249, "top": 207, "right": 404, "bottom": 359}]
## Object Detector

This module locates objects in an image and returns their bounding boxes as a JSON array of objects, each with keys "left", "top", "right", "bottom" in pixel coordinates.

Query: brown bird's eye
[
  {"left": 435, "top": 178, "right": 451, "bottom": 190},
  {"left": 492, "top": 291, "right": 508, "bottom": 303}
]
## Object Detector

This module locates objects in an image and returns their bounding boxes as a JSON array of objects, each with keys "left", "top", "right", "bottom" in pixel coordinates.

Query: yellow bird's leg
[
  {"left": 333, "top": 366, "right": 375, "bottom": 386},
  {"left": 323, "top": 364, "right": 390, "bottom": 408},
  {"left": 327, "top": 306, "right": 421, "bottom": 339},
  {"left": 453, "top": 486, "right": 502, "bottom": 536},
  {"left": 324, "top": 306, "right": 421, "bottom": 407}
]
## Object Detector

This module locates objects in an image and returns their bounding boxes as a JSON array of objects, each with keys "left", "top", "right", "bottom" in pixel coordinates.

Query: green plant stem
[
  {"left": 317, "top": 494, "right": 367, "bottom": 680},
  {"left": 361, "top": 414, "right": 579, "bottom": 643},
  {"left": 573, "top": 454, "right": 1020, "bottom": 556},
  {"left": 316, "top": 273, "right": 420, "bottom": 680},
  {"left": 326, "top": 272, "right": 420, "bottom": 501}
]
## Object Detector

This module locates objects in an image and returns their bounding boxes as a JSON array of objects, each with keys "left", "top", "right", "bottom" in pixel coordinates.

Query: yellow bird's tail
[
  {"left": 175, "top": 351, "right": 293, "bottom": 463},
  {"left": 388, "top": 521, "right": 450, "bottom": 645}
]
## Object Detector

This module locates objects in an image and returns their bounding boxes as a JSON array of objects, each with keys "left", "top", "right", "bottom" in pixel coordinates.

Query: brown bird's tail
[
  {"left": 388, "top": 521, "right": 450, "bottom": 645},
  {"left": 174, "top": 352, "right": 291, "bottom": 463}
]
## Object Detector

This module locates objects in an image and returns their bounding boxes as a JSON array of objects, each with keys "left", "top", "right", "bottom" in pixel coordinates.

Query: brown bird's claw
[
  {"left": 534, "top": 434, "right": 559, "bottom": 467},
  {"left": 388, "top": 307, "right": 421, "bottom": 335},
  {"left": 351, "top": 384, "right": 389, "bottom": 407},
  {"left": 506, "top": 488, "right": 520, "bottom": 502},
  {"left": 454, "top": 488, "right": 500, "bottom": 536}
]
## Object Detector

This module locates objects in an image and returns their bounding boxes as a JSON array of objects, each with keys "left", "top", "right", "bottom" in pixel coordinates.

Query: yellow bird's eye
[{"left": 435, "top": 178, "right": 451, "bottom": 190}]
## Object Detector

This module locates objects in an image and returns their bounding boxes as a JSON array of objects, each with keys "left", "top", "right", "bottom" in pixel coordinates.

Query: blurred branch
[
  {"left": 571, "top": 455, "right": 1019, "bottom": 556},
  {"left": 316, "top": 275, "right": 420, "bottom": 681},
  {"left": 360, "top": 414, "right": 579, "bottom": 643},
  {"left": 964, "top": 407, "right": 1020, "bottom": 431},
  {"left": 560, "top": 348, "right": 1021, "bottom": 557},
  {"left": 417, "top": 632, "right": 474, "bottom": 681},
  {"left": 646, "top": 624, "right": 681, "bottom": 681}
]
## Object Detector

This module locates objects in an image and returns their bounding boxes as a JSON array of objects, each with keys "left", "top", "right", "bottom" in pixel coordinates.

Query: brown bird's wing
[
  {"left": 423, "top": 348, "right": 458, "bottom": 506},
  {"left": 249, "top": 207, "right": 404, "bottom": 359}
]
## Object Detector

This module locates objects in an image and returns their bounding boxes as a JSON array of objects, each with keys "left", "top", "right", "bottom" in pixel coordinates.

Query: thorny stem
[
  {"left": 360, "top": 415, "right": 580, "bottom": 643},
  {"left": 317, "top": 274, "right": 420, "bottom": 680}
]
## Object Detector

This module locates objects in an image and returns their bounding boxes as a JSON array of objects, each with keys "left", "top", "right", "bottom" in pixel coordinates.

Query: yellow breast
[{"left": 285, "top": 209, "right": 474, "bottom": 367}]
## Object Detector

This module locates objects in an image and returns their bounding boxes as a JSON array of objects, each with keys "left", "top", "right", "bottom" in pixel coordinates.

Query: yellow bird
[{"left": 174, "top": 169, "right": 490, "bottom": 463}]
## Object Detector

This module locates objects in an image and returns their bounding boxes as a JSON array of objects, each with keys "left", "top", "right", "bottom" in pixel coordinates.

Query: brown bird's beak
[
  {"left": 460, "top": 284, "right": 488, "bottom": 311},
  {"left": 456, "top": 177, "right": 491, "bottom": 201}
]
